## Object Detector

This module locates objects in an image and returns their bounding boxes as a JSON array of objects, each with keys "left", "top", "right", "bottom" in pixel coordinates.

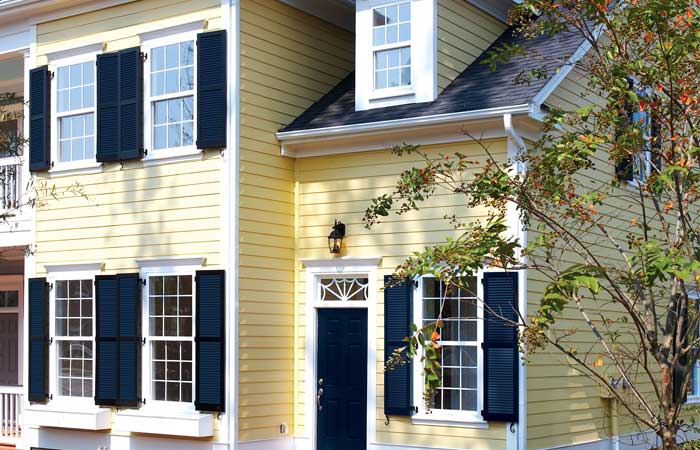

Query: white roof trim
[
  {"left": 277, "top": 104, "right": 532, "bottom": 143},
  {"left": 44, "top": 262, "right": 105, "bottom": 273},
  {"left": 532, "top": 39, "right": 592, "bottom": 108},
  {"left": 135, "top": 256, "right": 206, "bottom": 268}
]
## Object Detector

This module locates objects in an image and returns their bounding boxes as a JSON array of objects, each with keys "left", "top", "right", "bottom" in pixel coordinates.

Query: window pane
[
  {"left": 181, "top": 41, "right": 194, "bottom": 66},
  {"left": 180, "top": 67, "right": 194, "bottom": 91},
  {"left": 183, "top": 96, "right": 194, "bottom": 121},
  {"left": 152, "top": 46, "right": 165, "bottom": 72},
  {"left": 373, "top": 28, "right": 385, "bottom": 46},
  {"left": 461, "top": 368, "right": 477, "bottom": 389},
  {"left": 442, "top": 389, "right": 460, "bottom": 410},
  {"left": 154, "top": 101, "right": 167, "bottom": 125},
  {"left": 461, "top": 390, "right": 477, "bottom": 411},
  {"left": 82, "top": 62, "right": 94, "bottom": 85},
  {"left": 399, "top": 2, "right": 410, "bottom": 21},
  {"left": 375, "top": 71, "right": 387, "bottom": 90},
  {"left": 56, "top": 340, "right": 93, "bottom": 398},
  {"left": 83, "top": 86, "right": 94, "bottom": 108},
  {"left": 166, "top": 44, "right": 179, "bottom": 69},
  {"left": 183, "top": 122, "right": 194, "bottom": 146},
  {"left": 168, "top": 98, "right": 182, "bottom": 123},
  {"left": 151, "top": 72, "right": 164, "bottom": 97},
  {"left": 373, "top": 9, "right": 386, "bottom": 26},
  {"left": 166, "top": 69, "right": 178, "bottom": 94},
  {"left": 69, "top": 86, "right": 82, "bottom": 110},
  {"left": 154, "top": 126, "right": 167, "bottom": 150},
  {"left": 386, "top": 24, "right": 398, "bottom": 44},
  {"left": 459, "top": 321, "right": 477, "bottom": 341},
  {"left": 70, "top": 64, "right": 82, "bottom": 87},
  {"left": 400, "top": 46, "right": 411, "bottom": 65},
  {"left": 386, "top": 5, "right": 398, "bottom": 24},
  {"left": 57, "top": 89, "right": 69, "bottom": 113},
  {"left": 58, "top": 66, "right": 69, "bottom": 90}
]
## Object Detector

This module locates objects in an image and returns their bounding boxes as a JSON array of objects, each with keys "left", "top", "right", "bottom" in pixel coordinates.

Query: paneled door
[
  {"left": 316, "top": 308, "right": 368, "bottom": 450},
  {"left": 0, "top": 313, "right": 18, "bottom": 385}
]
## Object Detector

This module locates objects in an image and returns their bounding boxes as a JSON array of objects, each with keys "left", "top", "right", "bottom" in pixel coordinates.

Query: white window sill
[
  {"left": 24, "top": 404, "right": 112, "bottom": 430},
  {"left": 48, "top": 161, "right": 103, "bottom": 177},
  {"left": 412, "top": 413, "right": 489, "bottom": 429},
  {"left": 687, "top": 396, "right": 700, "bottom": 404},
  {"left": 142, "top": 146, "right": 203, "bottom": 167},
  {"left": 113, "top": 408, "right": 214, "bottom": 437},
  {"left": 369, "top": 86, "right": 415, "bottom": 101}
]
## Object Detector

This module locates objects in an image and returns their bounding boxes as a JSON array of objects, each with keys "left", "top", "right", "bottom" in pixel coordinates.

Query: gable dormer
[{"left": 355, "top": 0, "right": 509, "bottom": 111}]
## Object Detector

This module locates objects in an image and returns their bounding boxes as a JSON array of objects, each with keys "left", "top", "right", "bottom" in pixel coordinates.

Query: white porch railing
[
  {"left": 0, "top": 386, "right": 22, "bottom": 444},
  {"left": 0, "top": 157, "right": 21, "bottom": 211}
]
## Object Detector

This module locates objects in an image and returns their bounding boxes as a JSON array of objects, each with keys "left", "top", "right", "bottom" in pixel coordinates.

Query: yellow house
[{"left": 0, "top": 0, "right": 663, "bottom": 450}]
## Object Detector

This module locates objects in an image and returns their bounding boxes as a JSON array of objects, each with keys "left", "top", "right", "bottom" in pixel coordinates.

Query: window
[
  {"left": 54, "top": 279, "right": 94, "bottom": 398},
  {"left": 56, "top": 61, "right": 95, "bottom": 163},
  {"left": 319, "top": 277, "right": 369, "bottom": 302},
  {"left": 372, "top": 2, "right": 411, "bottom": 90},
  {"left": 147, "top": 274, "right": 194, "bottom": 404},
  {"left": 0, "top": 290, "right": 19, "bottom": 309},
  {"left": 148, "top": 40, "right": 195, "bottom": 151},
  {"left": 414, "top": 276, "right": 482, "bottom": 421},
  {"left": 356, "top": 0, "right": 436, "bottom": 110}
]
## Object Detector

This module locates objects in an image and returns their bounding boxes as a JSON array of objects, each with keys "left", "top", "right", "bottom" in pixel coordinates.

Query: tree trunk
[{"left": 661, "top": 427, "right": 677, "bottom": 450}]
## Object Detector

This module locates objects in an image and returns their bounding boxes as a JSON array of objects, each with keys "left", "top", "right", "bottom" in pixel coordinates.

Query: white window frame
[
  {"left": 142, "top": 27, "right": 201, "bottom": 164},
  {"left": 47, "top": 269, "right": 99, "bottom": 408},
  {"left": 371, "top": 2, "right": 412, "bottom": 94},
  {"left": 411, "top": 272, "right": 487, "bottom": 427},
  {"left": 49, "top": 50, "right": 101, "bottom": 174},
  {"left": 140, "top": 264, "right": 198, "bottom": 413},
  {"left": 356, "top": 0, "right": 437, "bottom": 111}
]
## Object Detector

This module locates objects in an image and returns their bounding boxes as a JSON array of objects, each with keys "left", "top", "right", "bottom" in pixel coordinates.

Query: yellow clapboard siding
[
  {"left": 436, "top": 0, "right": 508, "bottom": 92},
  {"left": 237, "top": 0, "right": 354, "bottom": 441},
  {"left": 294, "top": 140, "right": 509, "bottom": 447}
]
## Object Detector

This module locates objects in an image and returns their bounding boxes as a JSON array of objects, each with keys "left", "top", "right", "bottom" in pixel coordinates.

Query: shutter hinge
[
  {"left": 143, "top": 149, "right": 148, "bottom": 156},
  {"left": 47, "top": 282, "right": 53, "bottom": 290},
  {"left": 140, "top": 52, "right": 147, "bottom": 62},
  {"left": 50, "top": 161, "right": 55, "bottom": 169},
  {"left": 140, "top": 338, "right": 146, "bottom": 345},
  {"left": 411, "top": 406, "right": 418, "bottom": 414},
  {"left": 49, "top": 71, "right": 55, "bottom": 80},
  {"left": 48, "top": 337, "right": 53, "bottom": 345},
  {"left": 48, "top": 394, "right": 53, "bottom": 401},
  {"left": 411, "top": 280, "right": 418, "bottom": 288},
  {"left": 141, "top": 398, "right": 147, "bottom": 405},
  {"left": 384, "top": 414, "right": 390, "bottom": 426},
  {"left": 139, "top": 278, "right": 146, "bottom": 286}
]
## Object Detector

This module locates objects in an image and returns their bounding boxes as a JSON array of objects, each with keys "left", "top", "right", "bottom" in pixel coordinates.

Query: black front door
[
  {"left": 316, "top": 308, "right": 368, "bottom": 450},
  {"left": 0, "top": 313, "right": 18, "bottom": 385}
]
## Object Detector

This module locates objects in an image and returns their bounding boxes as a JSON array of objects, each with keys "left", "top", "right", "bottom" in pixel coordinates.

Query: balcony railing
[
  {"left": 0, "top": 157, "right": 20, "bottom": 212},
  {"left": 0, "top": 386, "right": 22, "bottom": 444}
]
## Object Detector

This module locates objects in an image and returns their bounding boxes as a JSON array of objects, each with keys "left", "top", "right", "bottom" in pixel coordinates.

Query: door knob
[{"left": 317, "top": 387, "right": 324, "bottom": 411}]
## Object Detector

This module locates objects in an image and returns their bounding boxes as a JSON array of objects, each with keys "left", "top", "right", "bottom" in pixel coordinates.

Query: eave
[{"left": 276, "top": 104, "right": 544, "bottom": 158}]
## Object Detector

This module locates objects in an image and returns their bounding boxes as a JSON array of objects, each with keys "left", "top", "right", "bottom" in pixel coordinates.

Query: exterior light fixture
[{"left": 327, "top": 220, "right": 346, "bottom": 254}]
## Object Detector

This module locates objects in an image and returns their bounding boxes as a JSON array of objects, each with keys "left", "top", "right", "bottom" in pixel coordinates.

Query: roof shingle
[{"left": 280, "top": 24, "right": 584, "bottom": 133}]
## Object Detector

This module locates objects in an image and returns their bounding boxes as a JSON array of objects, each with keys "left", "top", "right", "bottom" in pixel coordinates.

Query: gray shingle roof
[{"left": 279, "top": 24, "right": 584, "bottom": 133}]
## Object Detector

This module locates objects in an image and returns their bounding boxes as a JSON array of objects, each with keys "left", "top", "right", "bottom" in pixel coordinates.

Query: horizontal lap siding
[
  {"left": 35, "top": 0, "right": 223, "bottom": 278},
  {"left": 296, "top": 140, "right": 508, "bottom": 449},
  {"left": 528, "top": 71, "right": 665, "bottom": 449},
  {"left": 437, "top": 0, "right": 507, "bottom": 93},
  {"left": 238, "top": 0, "right": 354, "bottom": 441}
]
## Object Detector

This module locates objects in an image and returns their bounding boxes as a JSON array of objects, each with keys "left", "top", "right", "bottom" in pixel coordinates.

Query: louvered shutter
[
  {"left": 118, "top": 48, "right": 143, "bottom": 160},
  {"left": 95, "top": 274, "right": 141, "bottom": 407},
  {"left": 482, "top": 272, "right": 519, "bottom": 422},
  {"left": 96, "top": 48, "right": 143, "bottom": 162},
  {"left": 29, "top": 66, "right": 51, "bottom": 171},
  {"left": 195, "top": 270, "right": 225, "bottom": 412},
  {"left": 196, "top": 30, "right": 227, "bottom": 149},
  {"left": 28, "top": 278, "right": 49, "bottom": 403},
  {"left": 383, "top": 275, "right": 414, "bottom": 416},
  {"left": 96, "top": 53, "right": 120, "bottom": 162}
]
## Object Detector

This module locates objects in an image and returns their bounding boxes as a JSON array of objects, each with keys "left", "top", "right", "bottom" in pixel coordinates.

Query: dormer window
[
  {"left": 373, "top": 3, "right": 411, "bottom": 90},
  {"left": 356, "top": 0, "right": 437, "bottom": 111}
]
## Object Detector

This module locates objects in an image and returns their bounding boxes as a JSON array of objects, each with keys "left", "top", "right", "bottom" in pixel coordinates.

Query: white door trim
[{"left": 303, "top": 261, "right": 379, "bottom": 450}]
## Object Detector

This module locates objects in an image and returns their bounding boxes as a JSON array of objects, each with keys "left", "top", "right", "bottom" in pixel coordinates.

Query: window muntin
[
  {"left": 320, "top": 277, "right": 369, "bottom": 302},
  {"left": 54, "top": 279, "right": 94, "bottom": 398},
  {"left": 372, "top": 2, "right": 411, "bottom": 90},
  {"left": 417, "top": 277, "right": 482, "bottom": 417},
  {"left": 147, "top": 274, "right": 194, "bottom": 403},
  {"left": 55, "top": 61, "right": 96, "bottom": 163},
  {"left": 148, "top": 40, "right": 195, "bottom": 152}
]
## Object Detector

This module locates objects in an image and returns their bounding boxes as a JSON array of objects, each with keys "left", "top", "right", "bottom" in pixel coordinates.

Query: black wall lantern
[{"left": 328, "top": 220, "right": 346, "bottom": 254}]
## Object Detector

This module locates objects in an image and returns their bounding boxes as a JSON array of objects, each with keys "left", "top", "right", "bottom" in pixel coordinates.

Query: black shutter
[
  {"left": 96, "top": 47, "right": 143, "bottom": 162},
  {"left": 195, "top": 270, "right": 225, "bottom": 412},
  {"left": 28, "top": 278, "right": 49, "bottom": 403},
  {"left": 96, "top": 53, "right": 120, "bottom": 162},
  {"left": 383, "top": 275, "right": 413, "bottom": 416},
  {"left": 118, "top": 48, "right": 143, "bottom": 160},
  {"left": 95, "top": 274, "right": 141, "bottom": 407},
  {"left": 29, "top": 66, "right": 51, "bottom": 172},
  {"left": 95, "top": 275, "right": 119, "bottom": 405},
  {"left": 196, "top": 30, "right": 227, "bottom": 149},
  {"left": 482, "top": 272, "right": 519, "bottom": 422},
  {"left": 117, "top": 273, "right": 141, "bottom": 406}
]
